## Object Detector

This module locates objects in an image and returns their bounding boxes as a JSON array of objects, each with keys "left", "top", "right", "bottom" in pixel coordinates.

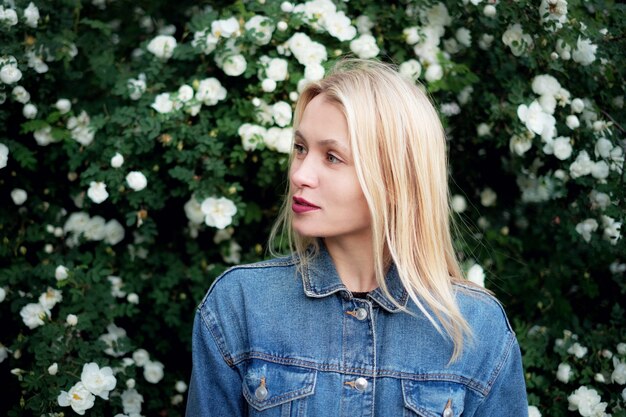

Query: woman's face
[{"left": 290, "top": 93, "right": 372, "bottom": 244}]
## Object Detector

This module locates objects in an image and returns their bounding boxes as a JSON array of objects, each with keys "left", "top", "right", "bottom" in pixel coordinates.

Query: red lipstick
[{"left": 292, "top": 196, "right": 320, "bottom": 213}]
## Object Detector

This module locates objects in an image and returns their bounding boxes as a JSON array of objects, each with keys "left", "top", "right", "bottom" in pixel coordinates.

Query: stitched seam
[
  {"left": 230, "top": 351, "right": 488, "bottom": 395},
  {"left": 198, "top": 308, "right": 235, "bottom": 367}
]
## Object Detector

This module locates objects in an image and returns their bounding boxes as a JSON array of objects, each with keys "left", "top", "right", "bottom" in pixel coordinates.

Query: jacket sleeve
[
  {"left": 186, "top": 308, "right": 245, "bottom": 417},
  {"left": 472, "top": 335, "right": 529, "bottom": 417}
]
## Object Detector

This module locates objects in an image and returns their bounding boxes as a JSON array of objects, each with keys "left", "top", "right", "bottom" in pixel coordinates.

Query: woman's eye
[
  {"left": 327, "top": 153, "right": 341, "bottom": 164},
  {"left": 293, "top": 143, "right": 306, "bottom": 154}
]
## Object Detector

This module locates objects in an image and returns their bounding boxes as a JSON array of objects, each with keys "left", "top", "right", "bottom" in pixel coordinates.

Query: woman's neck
[{"left": 323, "top": 236, "right": 378, "bottom": 293}]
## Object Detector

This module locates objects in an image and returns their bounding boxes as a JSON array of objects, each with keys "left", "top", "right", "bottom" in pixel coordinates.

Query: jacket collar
[{"left": 300, "top": 243, "right": 408, "bottom": 313}]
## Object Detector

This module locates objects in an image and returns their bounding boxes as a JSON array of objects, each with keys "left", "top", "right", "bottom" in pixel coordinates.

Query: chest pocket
[
  {"left": 402, "top": 380, "right": 466, "bottom": 417},
  {"left": 243, "top": 361, "right": 317, "bottom": 417}
]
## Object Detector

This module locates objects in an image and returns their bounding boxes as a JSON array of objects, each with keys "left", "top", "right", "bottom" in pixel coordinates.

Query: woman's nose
[{"left": 290, "top": 157, "right": 318, "bottom": 189}]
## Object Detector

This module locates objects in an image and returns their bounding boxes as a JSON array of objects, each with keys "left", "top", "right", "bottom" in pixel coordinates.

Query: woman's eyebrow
[{"left": 294, "top": 130, "right": 350, "bottom": 154}]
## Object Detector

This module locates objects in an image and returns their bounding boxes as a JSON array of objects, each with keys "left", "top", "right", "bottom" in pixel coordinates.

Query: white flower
[
  {"left": 304, "top": 64, "right": 325, "bottom": 82},
  {"left": 528, "top": 405, "right": 541, "bottom": 417},
  {"left": 265, "top": 57, "right": 289, "bottom": 82},
  {"left": 238, "top": 123, "right": 266, "bottom": 151},
  {"left": 55, "top": 265, "right": 69, "bottom": 281},
  {"left": 201, "top": 197, "right": 237, "bottom": 229},
  {"left": 87, "top": 181, "right": 109, "bottom": 204},
  {"left": 568, "top": 342, "right": 589, "bottom": 358},
  {"left": 424, "top": 64, "right": 443, "bottom": 82},
  {"left": 502, "top": 23, "right": 533, "bottom": 56},
  {"left": 565, "top": 115, "right": 580, "bottom": 130},
  {"left": 39, "top": 287, "right": 62, "bottom": 310},
  {"left": 0, "top": 287, "right": 5, "bottom": 303},
  {"left": 571, "top": 98, "right": 585, "bottom": 113},
  {"left": 176, "top": 85, "right": 194, "bottom": 103},
  {"left": 58, "top": 382, "right": 95, "bottom": 415},
  {"left": 480, "top": 188, "right": 497, "bottom": 207},
  {"left": 83, "top": 216, "right": 107, "bottom": 241},
  {"left": 12, "top": 86, "right": 30, "bottom": 103},
  {"left": 55, "top": 98, "right": 72, "bottom": 114},
  {"left": 81, "top": 362, "right": 117, "bottom": 399},
  {"left": 575, "top": 219, "right": 598, "bottom": 243},
  {"left": 245, "top": 15, "right": 275, "bottom": 45},
  {"left": 23, "top": 2, "right": 40, "bottom": 28},
  {"left": 108, "top": 276, "right": 126, "bottom": 298},
  {"left": 104, "top": 219, "right": 125, "bottom": 245},
  {"left": 121, "top": 388, "right": 144, "bottom": 415},
  {"left": 127, "top": 293, "right": 139, "bottom": 304},
  {"left": 144, "top": 360, "right": 164, "bottom": 383},
  {"left": 553, "top": 137, "right": 573, "bottom": 160},
  {"left": 67, "top": 111, "right": 95, "bottom": 146},
  {"left": 128, "top": 75, "right": 147, "bottom": 100},
  {"left": 509, "top": 133, "right": 533, "bottom": 156},
  {"left": 133, "top": 349, "right": 150, "bottom": 367},
  {"left": 20, "top": 302, "right": 50, "bottom": 329},
  {"left": 272, "top": 101, "right": 292, "bottom": 127},
  {"left": 222, "top": 54, "right": 247, "bottom": 76},
  {"left": 22, "top": 103, "right": 37, "bottom": 119},
  {"left": 467, "top": 264, "right": 485, "bottom": 287},
  {"left": 10, "top": 188, "right": 27, "bottom": 205},
  {"left": 567, "top": 386, "right": 608, "bottom": 417},
  {"left": 591, "top": 161, "right": 609, "bottom": 180},
  {"left": 557, "top": 363, "right": 572, "bottom": 383},
  {"left": 532, "top": 74, "right": 561, "bottom": 97},
  {"left": 151, "top": 92, "right": 175, "bottom": 114},
  {"left": 192, "top": 29, "right": 219, "bottom": 55},
  {"left": 175, "top": 380, "right": 188, "bottom": 393},
  {"left": 403, "top": 27, "right": 420, "bottom": 45},
  {"left": 262, "top": 78, "right": 277, "bottom": 93},
  {"left": 517, "top": 101, "right": 555, "bottom": 137},
  {"left": 48, "top": 363, "right": 58, "bottom": 375},
  {"left": 111, "top": 152, "right": 124, "bottom": 168},
  {"left": 0, "top": 63, "right": 22, "bottom": 84},
  {"left": 212, "top": 17, "right": 240, "bottom": 38},
  {"left": 33, "top": 126, "right": 54, "bottom": 146},
  {"left": 99, "top": 323, "right": 128, "bottom": 357},
  {"left": 126, "top": 171, "right": 147, "bottom": 191},
  {"left": 183, "top": 196, "right": 205, "bottom": 224},
  {"left": 479, "top": 34, "right": 494, "bottom": 50},
  {"left": 540, "top": 0, "right": 567, "bottom": 30},
  {"left": 483, "top": 5, "right": 497, "bottom": 17},
  {"left": 350, "top": 34, "right": 380, "bottom": 59},
  {"left": 147, "top": 35, "right": 177, "bottom": 60},
  {"left": 451, "top": 195, "right": 467, "bottom": 213},
  {"left": 594, "top": 138, "right": 613, "bottom": 159},
  {"left": 324, "top": 11, "right": 356, "bottom": 41},
  {"left": 618, "top": 343, "right": 626, "bottom": 355},
  {"left": 589, "top": 191, "right": 611, "bottom": 210},
  {"left": 572, "top": 37, "right": 597, "bottom": 66},
  {"left": 66, "top": 314, "right": 78, "bottom": 326},
  {"left": 196, "top": 78, "right": 226, "bottom": 106},
  {"left": 0, "top": 143, "right": 8, "bottom": 169},
  {"left": 399, "top": 59, "right": 422, "bottom": 81},
  {"left": 602, "top": 215, "right": 621, "bottom": 245},
  {"left": 456, "top": 27, "right": 471, "bottom": 47},
  {"left": 569, "top": 151, "right": 594, "bottom": 178}
]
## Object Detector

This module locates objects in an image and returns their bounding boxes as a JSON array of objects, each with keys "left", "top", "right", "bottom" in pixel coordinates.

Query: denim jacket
[{"left": 186, "top": 246, "right": 528, "bottom": 416}]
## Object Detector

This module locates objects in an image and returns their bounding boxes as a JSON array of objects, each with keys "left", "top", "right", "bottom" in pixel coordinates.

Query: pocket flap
[
  {"left": 243, "top": 361, "right": 317, "bottom": 411},
  {"left": 402, "top": 380, "right": 466, "bottom": 417}
]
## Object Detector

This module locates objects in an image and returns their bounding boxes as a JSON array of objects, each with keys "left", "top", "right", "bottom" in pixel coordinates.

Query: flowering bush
[{"left": 0, "top": 0, "right": 624, "bottom": 415}]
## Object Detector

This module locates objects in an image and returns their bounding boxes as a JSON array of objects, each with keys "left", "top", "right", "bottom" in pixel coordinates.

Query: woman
[{"left": 186, "top": 59, "right": 528, "bottom": 416}]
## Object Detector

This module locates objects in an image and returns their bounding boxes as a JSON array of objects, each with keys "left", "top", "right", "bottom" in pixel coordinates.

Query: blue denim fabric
[{"left": 186, "top": 246, "right": 528, "bottom": 416}]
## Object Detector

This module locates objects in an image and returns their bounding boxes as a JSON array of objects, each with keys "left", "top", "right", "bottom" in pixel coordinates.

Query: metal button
[
  {"left": 354, "top": 377, "right": 368, "bottom": 391},
  {"left": 255, "top": 385, "right": 268, "bottom": 400},
  {"left": 443, "top": 408, "right": 453, "bottom": 417},
  {"left": 355, "top": 307, "right": 368, "bottom": 320}
]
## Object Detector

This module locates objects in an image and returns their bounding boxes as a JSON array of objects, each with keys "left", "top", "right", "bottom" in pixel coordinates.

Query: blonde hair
[{"left": 269, "top": 58, "right": 471, "bottom": 361}]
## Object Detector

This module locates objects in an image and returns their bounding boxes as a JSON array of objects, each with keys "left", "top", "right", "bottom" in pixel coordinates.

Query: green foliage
[{"left": 0, "top": 0, "right": 625, "bottom": 416}]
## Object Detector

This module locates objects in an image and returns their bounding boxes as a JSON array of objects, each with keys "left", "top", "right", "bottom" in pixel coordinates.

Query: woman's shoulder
[
  {"left": 198, "top": 254, "right": 300, "bottom": 308},
  {"left": 452, "top": 281, "right": 516, "bottom": 335}
]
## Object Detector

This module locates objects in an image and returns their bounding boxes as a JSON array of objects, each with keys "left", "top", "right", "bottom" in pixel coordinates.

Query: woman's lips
[{"left": 292, "top": 196, "right": 320, "bottom": 213}]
